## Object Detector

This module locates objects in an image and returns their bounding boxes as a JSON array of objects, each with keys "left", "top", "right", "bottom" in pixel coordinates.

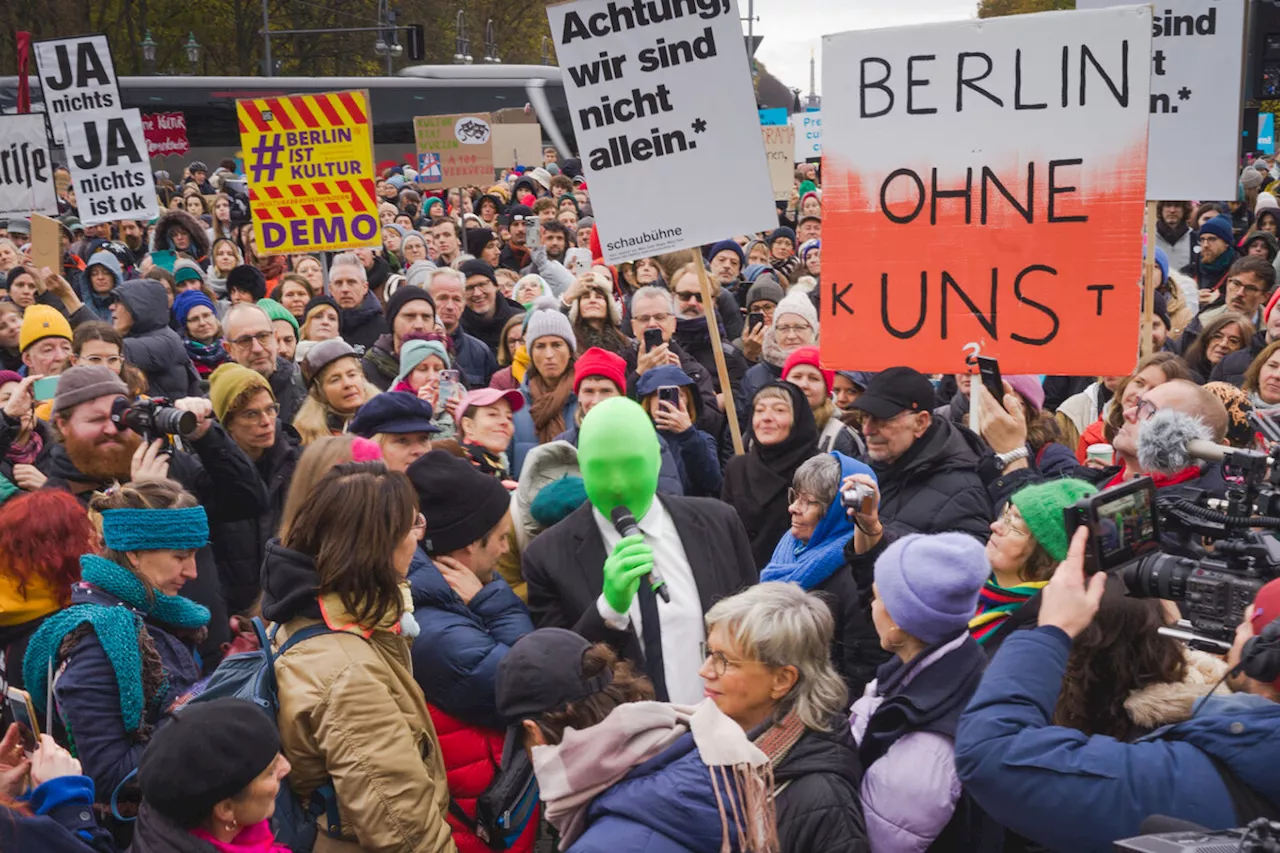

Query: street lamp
[
  {"left": 184, "top": 32, "right": 201, "bottom": 73},
  {"left": 541, "top": 36, "right": 553, "bottom": 66},
  {"left": 140, "top": 30, "right": 157, "bottom": 74},
  {"left": 453, "top": 10, "right": 472, "bottom": 64},
  {"left": 483, "top": 19, "right": 500, "bottom": 64}
]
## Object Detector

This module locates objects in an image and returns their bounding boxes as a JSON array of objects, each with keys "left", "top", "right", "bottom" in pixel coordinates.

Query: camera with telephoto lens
[
  {"left": 110, "top": 397, "right": 197, "bottom": 448},
  {"left": 1064, "top": 451, "right": 1280, "bottom": 646}
]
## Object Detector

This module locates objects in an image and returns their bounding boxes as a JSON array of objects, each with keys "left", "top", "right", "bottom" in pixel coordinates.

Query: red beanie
[
  {"left": 782, "top": 345, "right": 834, "bottom": 394},
  {"left": 1250, "top": 578, "right": 1280, "bottom": 690},
  {"left": 574, "top": 346, "right": 626, "bottom": 395},
  {"left": 1266, "top": 288, "right": 1280, "bottom": 325}
]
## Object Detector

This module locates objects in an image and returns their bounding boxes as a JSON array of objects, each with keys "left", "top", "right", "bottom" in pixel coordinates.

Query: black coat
[
  {"left": 521, "top": 494, "right": 757, "bottom": 672},
  {"left": 129, "top": 801, "right": 224, "bottom": 852},
  {"left": 623, "top": 339, "right": 724, "bottom": 437},
  {"left": 268, "top": 356, "right": 308, "bottom": 425},
  {"left": 674, "top": 316, "right": 749, "bottom": 421},
  {"left": 871, "top": 418, "right": 992, "bottom": 542},
  {"left": 770, "top": 720, "right": 870, "bottom": 853},
  {"left": 817, "top": 560, "right": 891, "bottom": 700},
  {"left": 209, "top": 423, "right": 300, "bottom": 615},
  {"left": 462, "top": 297, "right": 523, "bottom": 356},
  {"left": 339, "top": 291, "right": 390, "bottom": 353}
]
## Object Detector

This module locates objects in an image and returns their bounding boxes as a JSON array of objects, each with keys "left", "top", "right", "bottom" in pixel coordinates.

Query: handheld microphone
[
  {"left": 610, "top": 505, "right": 670, "bottom": 603},
  {"left": 1136, "top": 408, "right": 1227, "bottom": 475}
]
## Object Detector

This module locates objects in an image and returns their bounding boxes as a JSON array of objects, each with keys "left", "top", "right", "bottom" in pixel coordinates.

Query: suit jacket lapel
[
  {"left": 571, "top": 504, "right": 608, "bottom": 599},
  {"left": 661, "top": 495, "right": 716, "bottom": 614}
]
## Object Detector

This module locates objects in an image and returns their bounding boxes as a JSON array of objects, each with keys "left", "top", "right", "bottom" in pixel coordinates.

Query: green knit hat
[
  {"left": 257, "top": 297, "right": 300, "bottom": 335},
  {"left": 1008, "top": 478, "right": 1097, "bottom": 561},
  {"left": 798, "top": 179, "right": 818, "bottom": 198}
]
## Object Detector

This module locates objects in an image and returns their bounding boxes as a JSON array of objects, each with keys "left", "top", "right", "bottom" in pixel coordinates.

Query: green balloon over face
[{"left": 578, "top": 396, "right": 660, "bottom": 521}]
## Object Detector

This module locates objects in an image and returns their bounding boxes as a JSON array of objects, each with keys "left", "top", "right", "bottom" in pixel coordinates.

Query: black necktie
[{"left": 635, "top": 577, "right": 669, "bottom": 702}]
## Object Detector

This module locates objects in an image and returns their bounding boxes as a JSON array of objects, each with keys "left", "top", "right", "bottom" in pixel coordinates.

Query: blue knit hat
[
  {"left": 707, "top": 239, "right": 745, "bottom": 268},
  {"left": 395, "top": 339, "right": 450, "bottom": 386},
  {"left": 1199, "top": 214, "right": 1234, "bottom": 245},
  {"left": 767, "top": 226, "right": 797, "bottom": 246},
  {"left": 1153, "top": 246, "right": 1170, "bottom": 283},
  {"left": 172, "top": 289, "right": 218, "bottom": 329},
  {"left": 874, "top": 533, "right": 990, "bottom": 644}
]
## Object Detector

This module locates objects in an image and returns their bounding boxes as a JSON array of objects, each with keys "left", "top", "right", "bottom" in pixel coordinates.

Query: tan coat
[{"left": 273, "top": 592, "right": 456, "bottom": 853}]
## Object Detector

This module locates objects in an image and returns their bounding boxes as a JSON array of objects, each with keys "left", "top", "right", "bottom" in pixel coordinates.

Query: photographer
[
  {"left": 43, "top": 366, "right": 269, "bottom": 654},
  {"left": 954, "top": 527, "right": 1280, "bottom": 853}
]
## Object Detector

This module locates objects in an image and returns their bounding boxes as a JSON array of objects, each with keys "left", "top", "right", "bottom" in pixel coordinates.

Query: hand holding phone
[
  {"left": 747, "top": 311, "right": 765, "bottom": 333},
  {"left": 976, "top": 356, "right": 1006, "bottom": 412},
  {"left": 438, "top": 369, "right": 461, "bottom": 408}
]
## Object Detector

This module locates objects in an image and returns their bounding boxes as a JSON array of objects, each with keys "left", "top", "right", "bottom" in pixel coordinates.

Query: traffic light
[{"left": 407, "top": 24, "right": 425, "bottom": 61}]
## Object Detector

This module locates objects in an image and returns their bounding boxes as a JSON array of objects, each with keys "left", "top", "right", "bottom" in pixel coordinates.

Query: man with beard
[
  {"left": 1181, "top": 214, "right": 1237, "bottom": 298},
  {"left": 1155, "top": 201, "right": 1193, "bottom": 272},
  {"left": 45, "top": 365, "right": 269, "bottom": 658},
  {"left": 460, "top": 259, "right": 522, "bottom": 356},
  {"left": 499, "top": 205, "right": 534, "bottom": 272},
  {"left": 361, "top": 285, "right": 439, "bottom": 391},
  {"left": 670, "top": 264, "right": 747, "bottom": 419}
]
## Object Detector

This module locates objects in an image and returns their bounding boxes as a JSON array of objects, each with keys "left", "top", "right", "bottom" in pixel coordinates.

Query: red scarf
[{"left": 1105, "top": 465, "right": 1201, "bottom": 490}]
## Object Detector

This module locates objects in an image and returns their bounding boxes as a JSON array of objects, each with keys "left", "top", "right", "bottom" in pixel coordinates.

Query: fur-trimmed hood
[
  {"left": 1123, "top": 649, "right": 1231, "bottom": 729},
  {"left": 153, "top": 209, "right": 211, "bottom": 260}
]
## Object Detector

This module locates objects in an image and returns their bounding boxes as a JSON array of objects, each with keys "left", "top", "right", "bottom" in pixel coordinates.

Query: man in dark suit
[{"left": 522, "top": 397, "right": 756, "bottom": 704}]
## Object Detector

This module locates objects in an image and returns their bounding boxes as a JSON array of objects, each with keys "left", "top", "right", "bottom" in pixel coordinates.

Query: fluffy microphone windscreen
[{"left": 1136, "top": 407, "right": 1213, "bottom": 475}]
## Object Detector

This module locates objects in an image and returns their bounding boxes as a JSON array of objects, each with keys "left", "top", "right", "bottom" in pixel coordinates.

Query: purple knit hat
[{"left": 873, "top": 533, "right": 990, "bottom": 644}]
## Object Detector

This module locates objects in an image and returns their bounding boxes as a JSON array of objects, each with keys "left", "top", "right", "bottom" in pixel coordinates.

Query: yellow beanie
[
  {"left": 19, "top": 305, "right": 72, "bottom": 352},
  {"left": 208, "top": 362, "right": 273, "bottom": 424}
]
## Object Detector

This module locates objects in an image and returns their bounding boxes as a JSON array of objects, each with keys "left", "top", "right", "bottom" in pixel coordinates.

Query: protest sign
[
  {"left": 1261, "top": 113, "right": 1276, "bottom": 155},
  {"left": 33, "top": 34, "right": 121, "bottom": 145},
  {"left": 63, "top": 109, "right": 159, "bottom": 227},
  {"left": 762, "top": 125, "right": 795, "bottom": 201},
  {"left": 30, "top": 214, "right": 62, "bottom": 275},
  {"left": 759, "top": 107, "right": 788, "bottom": 126},
  {"left": 1077, "top": 0, "right": 1244, "bottom": 201},
  {"left": 791, "top": 111, "right": 821, "bottom": 161},
  {"left": 490, "top": 122, "right": 543, "bottom": 170},
  {"left": 141, "top": 112, "right": 190, "bottom": 158},
  {"left": 820, "top": 7, "right": 1151, "bottom": 376},
  {"left": 547, "top": 0, "right": 776, "bottom": 263},
  {"left": 413, "top": 113, "right": 496, "bottom": 187},
  {"left": 237, "top": 90, "right": 379, "bottom": 254},
  {"left": 0, "top": 114, "right": 57, "bottom": 218}
]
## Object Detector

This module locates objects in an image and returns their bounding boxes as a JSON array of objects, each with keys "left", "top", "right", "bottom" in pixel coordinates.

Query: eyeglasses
[
  {"left": 236, "top": 403, "right": 280, "bottom": 423},
  {"left": 675, "top": 291, "right": 703, "bottom": 303},
  {"left": 229, "top": 331, "right": 274, "bottom": 349},
  {"left": 787, "top": 488, "right": 823, "bottom": 511},
  {"left": 775, "top": 323, "right": 812, "bottom": 335},
  {"left": 996, "top": 505, "right": 1032, "bottom": 538},
  {"left": 1226, "top": 277, "right": 1264, "bottom": 296},
  {"left": 81, "top": 355, "right": 123, "bottom": 368},
  {"left": 632, "top": 313, "right": 671, "bottom": 325},
  {"left": 700, "top": 642, "right": 754, "bottom": 677},
  {"left": 1135, "top": 398, "right": 1159, "bottom": 422}
]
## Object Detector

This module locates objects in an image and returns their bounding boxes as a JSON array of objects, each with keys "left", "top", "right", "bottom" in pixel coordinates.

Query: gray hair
[
  {"left": 329, "top": 252, "right": 366, "bottom": 282},
  {"left": 222, "top": 302, "right": 272, "bottom": 337},
  {"left": 704, "top": 583, "right": 847, "bottom": 732},
  {"left": 429, "top": 267, "right": 466, "bottom": 290},
  {"left": 631, "top": 285, "right": 675, "bottom": 314},
  {"left": 792, "top": 453, "right": 840, "bottom": 509}
]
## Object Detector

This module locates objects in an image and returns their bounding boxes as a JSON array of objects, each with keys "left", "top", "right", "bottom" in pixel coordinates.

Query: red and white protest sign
[{"left": 141, "top": 112, "right": 189, "bottom": 158}]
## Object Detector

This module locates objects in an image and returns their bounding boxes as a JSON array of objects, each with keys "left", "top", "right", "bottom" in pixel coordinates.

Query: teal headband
[{"left": 100, "top": 506, "right": 210, "bottom": 552}]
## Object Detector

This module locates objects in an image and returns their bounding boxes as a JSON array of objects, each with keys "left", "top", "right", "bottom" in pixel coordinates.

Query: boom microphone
[
  {"left": 609, "top": 506, "right": 670, "bottom": 603},
  {"left": 1136, "top": 408, "right": 1228, "bottom": 475}
]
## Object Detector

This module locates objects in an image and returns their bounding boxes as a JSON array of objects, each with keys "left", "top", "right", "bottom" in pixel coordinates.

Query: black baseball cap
[
  {"left": 496, "top": 628, "right": 613, "bottom": 724},
  {"left": 851, "top": 366, "right": 935, "bottom": 419}
]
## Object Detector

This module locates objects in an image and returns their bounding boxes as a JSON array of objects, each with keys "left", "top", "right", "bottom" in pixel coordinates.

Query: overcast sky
[{"left": 745, "top": 0, "right": 978, "bottom": 96}]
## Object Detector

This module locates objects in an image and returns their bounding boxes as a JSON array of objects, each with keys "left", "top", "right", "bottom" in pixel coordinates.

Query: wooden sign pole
[{"left": 690, "top": 248, "right": 744, "bottom": 455}]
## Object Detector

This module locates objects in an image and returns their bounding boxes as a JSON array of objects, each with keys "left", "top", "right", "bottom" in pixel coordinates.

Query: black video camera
[
  {"left": 110, "top": 397, "right": 197, "bottom": 449},
  {"left": 1065, "top": 474, "right": 1279, "bottom": 645}
]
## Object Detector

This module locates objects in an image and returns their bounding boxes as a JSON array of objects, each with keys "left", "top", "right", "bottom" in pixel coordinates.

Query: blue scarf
[
  {"left": 23, "top": 555, "right": 209, "bottom": 735},
  {"left": 760, "top": 452, "right": 875, "bottom": 590}
]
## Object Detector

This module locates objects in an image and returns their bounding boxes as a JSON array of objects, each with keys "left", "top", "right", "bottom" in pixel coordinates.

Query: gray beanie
[
  {"left": 53, "top": 365, "right": 129, "bottom": 416},
  {"left": 524, "top": 297, "right": 577, "bottom": 352}
]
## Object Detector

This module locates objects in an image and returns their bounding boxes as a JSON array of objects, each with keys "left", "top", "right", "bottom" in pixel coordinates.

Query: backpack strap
[{"left": 110, "top": 768, "right": 139, "bottom": 822}]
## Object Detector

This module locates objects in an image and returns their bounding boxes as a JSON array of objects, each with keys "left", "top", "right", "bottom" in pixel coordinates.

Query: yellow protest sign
[
  {"left": 414, "top": 113, "right": 496, "bottom": 189},
  {"left": 237, "top": 90, "right": 379, "bottom": 253}
]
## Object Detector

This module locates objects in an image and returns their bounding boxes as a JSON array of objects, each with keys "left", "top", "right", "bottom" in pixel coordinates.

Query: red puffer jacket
[{"left": 428, "top": 704, "right": 538, "bottom": 853}]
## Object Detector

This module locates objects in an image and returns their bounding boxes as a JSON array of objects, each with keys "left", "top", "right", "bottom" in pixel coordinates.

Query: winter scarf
[
  {"left": 968, "top": 577, "right": 1049, "bottom": 645},
  {"left": 1200, "top": 246, "right": 1236, "bottom": 281},
  {"left": 532, "top": 700, "right": 775, "bottom": 852},
  {"left": 510, "top": 345, "right": 531, "bottom": 384},
  {"left": 527, "top": 369, "right": 575, "bottom": 443},
  {"left": 759, "top": 326, "right": 793, "bottom": 370},
  {"left": 675, "top": 315, "right": 725, "bottom": 348},
  {"left": 23, "top": 554, "right": 210, "bottom": 734},
  {"left": 191, "top": 819, "right": 292, "bottom": 852},
  {"left": 1156, "top": 218, "right": 1189, "bottom": 248},
  {"left": 761, "top": 452, "right": 872, "bottom": 590},
  {"left": 184, "top": 337, "right": 233, "bottom": 377},
  {"left": 4, "top": 428, "right": 43, "bottom": 465},
  {"left": 1250, "top": 391, "right": 1280, "bottom": 413}
]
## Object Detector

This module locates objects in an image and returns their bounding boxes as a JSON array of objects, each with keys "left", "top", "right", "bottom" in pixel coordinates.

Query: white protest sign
[
  {"left": 791, "top": 111, "right": 821, "bottom": 161},
  {"left": 762, "top": 125, "right": 795, "bottom": 201},
  {"left": 1077, "top": 0, "right": 1244, "bottom": 200},
  {"left": 547, "top": 0, "right": 776, "bottom": 263},
  {"left": 33, "top": 34, "right": 122, "bottom": 146},
  {"left": 64, "top": 109, "right": 159, "bottom": 226},
  {"left": 0, "top": 115, "right": 58, "bottom": 218},
  {"left": 820, "top": 6, "right": 1152, "bottom": 377}
]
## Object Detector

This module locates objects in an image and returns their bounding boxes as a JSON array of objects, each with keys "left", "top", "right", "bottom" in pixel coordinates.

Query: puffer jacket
[
  {"left": 870, "top": 418, "right": 992, "bottom": 542},
  {"left": 114, "top": 279, "right": 200, "bottom": 400},
  {"left": 0, "top": 776, "right": 118, "bottom": 853},
  {"left": 261, "top": 540, "right": 456, "bottom": 853},
  {"left": 511, "top": 378, "right": 576, "bottom": 479},
  {"left": 770, "top": 721, "right": 869, "bottom": 853},
  {"left": 955, "top": 626, "right": 1280, "bottom": 853},
  {"left": 81, "top": 249, "right": 121, "bottom": 320}
]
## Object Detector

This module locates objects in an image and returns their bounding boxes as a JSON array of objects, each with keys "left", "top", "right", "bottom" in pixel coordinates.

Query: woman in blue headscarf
[{"left": 762, "top": 451, "right": 889, "bottom": 698}]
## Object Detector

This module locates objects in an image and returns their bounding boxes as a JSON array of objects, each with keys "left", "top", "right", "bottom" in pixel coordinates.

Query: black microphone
[{"left": 610, "top": 505, "right": 669, "bottom": 603}]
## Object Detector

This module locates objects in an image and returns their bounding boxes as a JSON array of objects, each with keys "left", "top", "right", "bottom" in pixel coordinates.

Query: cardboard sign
[
  {"left": 63, "top": 109, "right": 160, "bottom": 227},
  {"left": 237, "top": 90, "right": 380, "bottom": 254},
  {"left": 0, "top": 114, "right": 58, "bottom": 218},
  {"left": 762, "top": 125, "right": 795, "bottom": 201},
  {"left": 547, "top": 0, "right": 776, "bottom": 263},
  {"left": 1078, "top": 0, "right": 1245, "bottom": 201},
  {"left": 791, "top": 111, "right": 821, "bottom": 161},
  {"left": 30, "top": 213, "right": 62, "bottom": 275},
  {"left": 413, "top": 113, "right": 497, "bottom": 188},
  {"left": 141, "top": 112, "right": 190, "bottom": 158},
  {"left": 32, "top": 34, "right": 121, "bottom": 146},
  {"left": 490, "top": 123, "right": 543, "bottom": 170},
  {"left": 820, "top": 7, "right": 1151, "bottom": 376}
]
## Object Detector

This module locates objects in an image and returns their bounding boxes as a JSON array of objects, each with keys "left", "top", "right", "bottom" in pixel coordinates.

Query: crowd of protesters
[{"left": 0, "top": 145, "right": 1278, "bottom": 853}]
